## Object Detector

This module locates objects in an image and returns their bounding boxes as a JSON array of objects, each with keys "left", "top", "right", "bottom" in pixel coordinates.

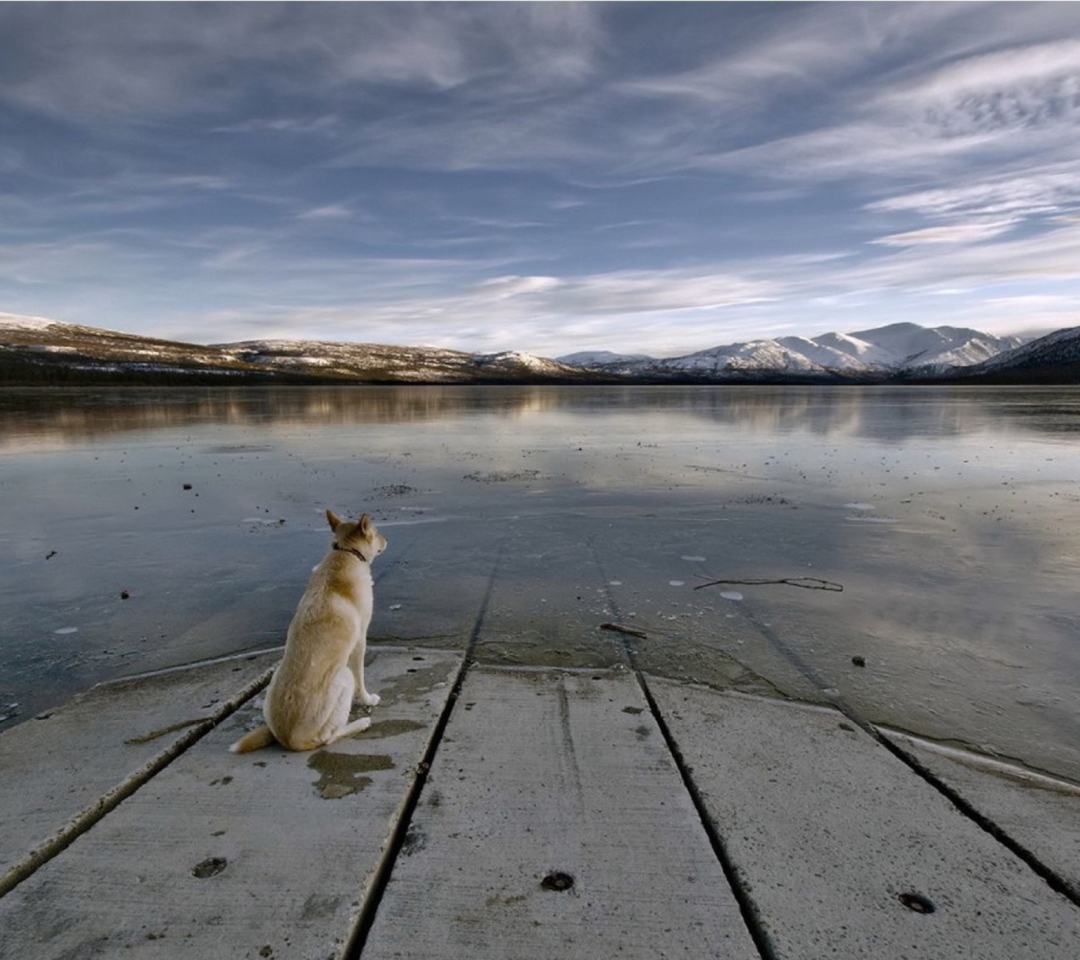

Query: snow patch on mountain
[
  {"left": 0, "top": 313, "right": 61, "bottom": 333},
  {"left": 786, "top": 332, "right": 894, "bottom": 369},
  {"left": 657, "top": 340, "right": 830, "bottom": 375},
  {"left": 473, "top": 351, "right": 577, "bottom": 375}
]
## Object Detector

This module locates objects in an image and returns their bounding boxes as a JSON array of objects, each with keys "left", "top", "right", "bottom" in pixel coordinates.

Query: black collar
[{"left": 332, "top": 544, "right": 368, "bottom": 562}]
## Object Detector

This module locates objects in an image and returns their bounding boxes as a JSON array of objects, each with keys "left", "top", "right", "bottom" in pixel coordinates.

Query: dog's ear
[
  {"left": 326, "top": 509, "right": 342, "bottom": 532},
  {"left": 358, "top": 513, "right": 372, "bottom": 537}
]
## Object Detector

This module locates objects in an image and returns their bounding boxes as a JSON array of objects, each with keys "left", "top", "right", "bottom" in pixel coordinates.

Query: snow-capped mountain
[
  {"left": 561, "top": 323, "right": 1025, "bottom": 380},
  {"left": 847, "top": 323, "right": 1020, "bottom": 371},
  {"left": 951, "top": 325, "right": 1080, "bottom": 383}
]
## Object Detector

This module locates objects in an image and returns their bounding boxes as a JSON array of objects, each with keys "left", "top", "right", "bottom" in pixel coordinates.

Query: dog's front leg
[{"left": 348, "top": 637, "right": 380, "bottom": 707}]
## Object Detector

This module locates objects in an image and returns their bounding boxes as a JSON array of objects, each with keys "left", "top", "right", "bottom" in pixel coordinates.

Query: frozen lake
[{"left": 2, "top": 384, "right": 1079, "bottom": 782}]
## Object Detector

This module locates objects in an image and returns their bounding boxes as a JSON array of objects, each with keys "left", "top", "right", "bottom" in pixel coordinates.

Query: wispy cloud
[
  {"left": 157, "top": 263, "right": 780, "bottom": 356},
  {"left": 871, "top": 220, "right": 1019, "bottom": 247},
  {"left": 0, "top": 3, "right": 604, "bottom": 119},
  {"left": 838, "top": 221, "right": 1080, "bottom": 297},
  {"left": 866, "top": 164, "right": 1080, "bottom": 220},
  {"left": 711, "top": 26, "right": 1080, "bottom": 183},
  {"left": 212, "top": 115, "right": 340, "bottom": 136},
  {"left": 0, "top": 241, "right": 114, "bottom": 286},
  {"left": 295, "top": 204, "right": 356, "bottom": 222},
  {"left": 882, "top": 37, "right": 1080, "bottom": 122}
]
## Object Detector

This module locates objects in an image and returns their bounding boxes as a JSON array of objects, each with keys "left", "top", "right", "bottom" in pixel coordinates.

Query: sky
[{"left": 3, "top": 2, "right": 1080, "bottom": 358}]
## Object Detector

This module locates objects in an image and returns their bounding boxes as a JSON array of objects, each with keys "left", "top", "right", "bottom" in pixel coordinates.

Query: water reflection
[{"left": 2, "top": 385, "right": 1079, "bottom": 449}]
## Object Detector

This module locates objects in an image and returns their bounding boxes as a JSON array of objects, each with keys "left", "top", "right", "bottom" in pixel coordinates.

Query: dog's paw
[{"left": 358, "top": 691, "right": 381, "bottom": 707}]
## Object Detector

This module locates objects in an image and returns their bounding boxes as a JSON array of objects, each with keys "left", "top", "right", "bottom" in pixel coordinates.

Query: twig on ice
[
  {"left": 693, "top": 576, "right": 843, "bottom": 593},
  {"left": 599, "top": 622, "right": 649, "bottom": 639}
]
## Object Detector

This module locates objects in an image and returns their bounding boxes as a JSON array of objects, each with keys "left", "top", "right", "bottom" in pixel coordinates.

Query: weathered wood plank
[
  {"left": 650, "top": 680, "right": 1080, "bottom": 960},
  {"left": 0, "top": 650, "right": 278, "bottom": 896},
  {"left": 361, "top": 666, "right": 759, "bottom": 960},
  {"left": 0, "top": 648, "right": 461, "bottom": 960}
]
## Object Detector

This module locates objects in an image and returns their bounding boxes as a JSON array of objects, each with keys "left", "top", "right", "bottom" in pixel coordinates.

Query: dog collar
[{"left": 333, "top": 544, "right": 369, "bottom": 562}]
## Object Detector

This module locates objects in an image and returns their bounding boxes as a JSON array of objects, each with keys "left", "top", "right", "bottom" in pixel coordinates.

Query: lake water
[{"left": 2, "top": 384, "right": 1079, "bottom": 782}]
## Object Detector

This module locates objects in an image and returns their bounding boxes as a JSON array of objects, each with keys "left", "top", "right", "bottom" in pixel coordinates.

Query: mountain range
[
  {"left": 948, "top": 324, "right": 1080, "bottom": 383},
  {"left": 1, "top": 312, "right": 1077, "bottom": 385},
  {"left": 557, "top": 323, "right": 1026, "bottom": 379},
  {"left": 0, "top": 314, "right": 600, "bottom": 385}
]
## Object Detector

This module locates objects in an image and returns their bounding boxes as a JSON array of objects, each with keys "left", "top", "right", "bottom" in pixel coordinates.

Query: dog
[{"left": 230, "top": 509, "right": 387, "bottom": 753}]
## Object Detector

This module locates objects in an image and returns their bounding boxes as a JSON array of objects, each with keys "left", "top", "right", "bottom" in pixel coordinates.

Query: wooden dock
[{"left": 1, "top": 646, "right": 1079, "bottom": 959}]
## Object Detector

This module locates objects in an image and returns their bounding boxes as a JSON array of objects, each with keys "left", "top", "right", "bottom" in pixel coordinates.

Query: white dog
[{"left": 230, "top": 510, "right": 387, "bottom": 753}]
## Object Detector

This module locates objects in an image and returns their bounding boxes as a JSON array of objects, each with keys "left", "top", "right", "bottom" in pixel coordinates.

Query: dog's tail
[{"left": 229, "top": 724, "right": 276, "bottom": 754}]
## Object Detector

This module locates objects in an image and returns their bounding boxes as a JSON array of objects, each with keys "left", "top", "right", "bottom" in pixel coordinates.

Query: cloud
[
  {"left": 620, "top": 34, "right": 849, "bottom": 107},
  {"left": 836, "top": 220, "right": 1080, "bottom": 295},
  {"left": 867, "top": 163, "right": 1080, "bottom": 220},
  {"left": 0, "top": 4, "right": 276, "bottom": 117},
  {"left": 710, "top": 26, "right": 1080, "bottom": 183},
  {"left": 476, "top": 275, "right": 564, "bottom": 299},
  {"left": 212, "top": 116, "right": 340, "bottom": 135},
  {"left": 324, "top": 92, "right": 616, "bottom": 174},
  {"left": 871, "top": 220, "right": 1019, "bottom": 247},
  {"left": 973, "top": 293, "right": 1080, "bottom": 334},
  {"left": 884, "top": 37, "right": 1080, "bottom": 117},
  {"left": 0, "top": 241, "right": 113, "bottom": 285},
  {"left": 151, "top": 263, "right": 781, "bottom": 356},
  {"left": 296, "top": 204, "right": 355, "bottom": 222},
  {"left": 0, "top": 3, "right": 604, "bottom": 120},
  {"left": 545, "top": 270, "right": 775, "bottom": 315},
  {"left": 443, "top": 215, "right": 548, "bottom": 231},
  {"left": 615, "top": 1, "right": 961, "bottom": 111},
  {"left": 329, "top": 2, "right": 602, "bottom": 94},
  {"left": 0, "top": 3, "right": 619, "bottom": 196}
]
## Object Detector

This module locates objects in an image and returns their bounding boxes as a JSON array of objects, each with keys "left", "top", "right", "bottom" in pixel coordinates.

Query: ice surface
[{"left": 1, "top": 383, "right": 1079, "bottom": 785}]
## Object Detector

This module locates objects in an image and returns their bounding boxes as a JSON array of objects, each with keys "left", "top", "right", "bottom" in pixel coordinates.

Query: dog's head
[{"left": 326, "top": 509, "right": 388, "bottom": 562}]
